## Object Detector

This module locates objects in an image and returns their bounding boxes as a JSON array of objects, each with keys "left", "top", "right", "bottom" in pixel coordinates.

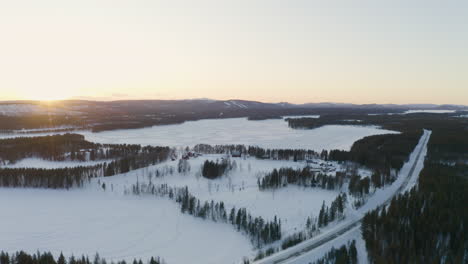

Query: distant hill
[{"left": 0, "top": 99, "right": 466, "bottom": 117}]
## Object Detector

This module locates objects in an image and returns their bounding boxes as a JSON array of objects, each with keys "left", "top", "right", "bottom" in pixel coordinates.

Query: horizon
[{"left": 0, "top": 97, "right": 467, "bottom": 108}]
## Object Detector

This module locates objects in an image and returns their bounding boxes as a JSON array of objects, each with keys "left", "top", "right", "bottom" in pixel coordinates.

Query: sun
[{"left": 25, "top": 88, "right": 73, "bottom": 101}]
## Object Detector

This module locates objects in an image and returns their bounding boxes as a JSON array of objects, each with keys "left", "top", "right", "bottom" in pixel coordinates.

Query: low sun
[{"left": 26, "top": 89, "right": 73, "bottom": 101}]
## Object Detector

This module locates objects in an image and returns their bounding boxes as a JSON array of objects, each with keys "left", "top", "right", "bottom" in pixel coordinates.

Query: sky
[{"left": 0, "top": 0, "right": 467, "bottom": 104}]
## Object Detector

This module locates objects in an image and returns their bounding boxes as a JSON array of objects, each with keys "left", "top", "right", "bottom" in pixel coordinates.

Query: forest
[
  {"left": 257, "top": 167, "right": 345, "bottom": 190},
  {"left": 328, "top": 130, "right": 422, "bottom": 176},
  {"left": 0, "top": 134, "right": 169, "bottom": 164},
  {"left": 201, "top": 159, "right": 234, "bottom": 179},
  {"left": 0, "top": 142, "right": 170, "bottom": 188},
  {"left": 361, "top": 119, "right": 468, "bottom": 263},
  {"left": 0, "top": 251, "right": 163, "bottom": 264},
  {"left": 194, "top": 143, "right": 321, "bottom": 161},
  {"left": 308, "top": 241, "right": 358, "bottom": 264}
]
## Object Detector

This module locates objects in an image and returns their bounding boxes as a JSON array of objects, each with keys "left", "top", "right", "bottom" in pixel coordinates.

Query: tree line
[
  {"left": 0, "top": 147, "right": 170, "bottom": 189},
  {"left": 257, "top": 167, "right": 346, "bottom": 191},
  {"left": 0, "top": 251, "right": 164, "bottom": 264},
  {"left": 0, "top": 134, "right": 169, "bottom": 165},
  {"left": 193, "top": 144, "right": 320, "bottom": 161},
  {"left": 309, "top": 240, "right": 358, "bottom": 264}
]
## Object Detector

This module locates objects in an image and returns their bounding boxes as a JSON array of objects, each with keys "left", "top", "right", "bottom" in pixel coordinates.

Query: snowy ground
[
  {"left": 0, "top": 117, "right": 408, "bottom": 264},
  {"left": 94, "top": 156, "right": 345, "bottom": 234},
  {"left": 0, "top": 117, "right": 397, "bottom": 151},
  {"left": 0, "top": 188, "right": 252, "bottom": 264},
  {"left": 1, "top": 158, "right": 110, "bottom": 169}
]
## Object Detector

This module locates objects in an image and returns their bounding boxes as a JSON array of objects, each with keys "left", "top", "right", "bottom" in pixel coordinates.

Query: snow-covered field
[
  {"left": 0, "top": 117, "right": 397, "bottom": 151},
  {"left": 0, "top": 155, "right": 347, "bottom": 263},
  {"left": 95, "top": 156, "right": 344, "bottom": 233},
  {"left": 0, "top": 188, "right": 252, "bottom": 264},
  {"left": 0, "top": 117, "right": 412, "bottom": 264}
]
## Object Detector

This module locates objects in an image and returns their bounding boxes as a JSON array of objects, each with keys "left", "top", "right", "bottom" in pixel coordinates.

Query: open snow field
[
  {"left": 95, "top": 156, "right": 344, "bottom": 234},
  {"left": 0, "top": 188, "right": 252, "bottom": 264},
  {"left": 0, "top": 117, "right": 397, "bottom": 151}
]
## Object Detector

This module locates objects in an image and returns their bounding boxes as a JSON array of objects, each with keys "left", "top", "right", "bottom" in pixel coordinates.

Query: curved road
[{"left": 255, "top": 130, "right": 431, "bottom": 264}]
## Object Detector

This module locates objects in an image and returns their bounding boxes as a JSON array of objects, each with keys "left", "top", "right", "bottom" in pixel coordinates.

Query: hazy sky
[{"left": 0, "top": 0, "right": 467, "bottom": 104}]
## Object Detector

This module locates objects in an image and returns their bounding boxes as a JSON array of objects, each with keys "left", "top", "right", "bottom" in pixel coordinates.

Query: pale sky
[{"left": 0, "top": 0, "right": 467, "bottom": 104}]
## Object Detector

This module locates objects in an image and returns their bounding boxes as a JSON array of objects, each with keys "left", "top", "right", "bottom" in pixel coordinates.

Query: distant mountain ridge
[{"left": 0, "top": 99, "right": 466, "bottom": 117}]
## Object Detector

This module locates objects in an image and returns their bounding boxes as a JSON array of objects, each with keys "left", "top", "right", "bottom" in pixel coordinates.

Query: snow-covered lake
[
  {"left": 0, "top": 117, "right": 397, "bottom": 151},
  {"left": 77, "top": 118, "right": 395, "bottom": 151},
  {"left": 403, "top": 109, "right": 456, "bottom": 114}
]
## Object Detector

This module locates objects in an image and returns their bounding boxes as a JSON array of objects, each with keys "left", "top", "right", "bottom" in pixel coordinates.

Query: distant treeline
[
  {"left": 362, "top": 120, "right": 468, "bottom": 263},
  {"left": 0, "top": 146, "right": 170, "bottom": 189},
  {"left": 256, "top": 166, "right": 382, "bottom": 205},
  {"left": 0, "top": 134, "right": 165, "bottom": 164},
  {"left": 328, "top": 131, "right": 422, "bottom": 173},
  {"left": 0, "top": 105, "right": 403, "bottom": 132},
  {"left": 257, "top": 167, "right": 345, "bottom": 190},
  {"left": 130, "top": 183, "right": 281, "bottom": 247},
  {"left": 193, "top": 144, "right": 321, "bottom": 161},
  {"left": 285, "top": 112, "right": 461, "bottom": 132},
  {"left": 0, "top": 251, "right": 164, "bottom": 264},
  {"left": 0, "top": 115, "right": 85, "bottom": 132}
]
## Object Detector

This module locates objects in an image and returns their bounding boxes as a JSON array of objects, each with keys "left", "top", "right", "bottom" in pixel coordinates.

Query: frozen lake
[
  {"left": 0, "top": 117, "right": 397, "bottom": 151},
  {"left": 78, "top": 118, "right": 398, "bottom": 151}
]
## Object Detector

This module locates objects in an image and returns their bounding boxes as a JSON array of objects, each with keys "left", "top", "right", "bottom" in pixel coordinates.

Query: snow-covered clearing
[
  {"left": 1, "top": 158, "right": 110, "bottom": 169},
  {"left": 0, "top": 188, "right": 252, "bottom": 264},
  {"left": 0, "top": 117, "right": 397, "bottom": 151},
  {"left": 95, "top": 156, "right": 343, "bottom": 234}
]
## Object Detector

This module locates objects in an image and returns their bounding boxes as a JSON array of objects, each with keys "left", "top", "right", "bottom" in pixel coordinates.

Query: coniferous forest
[
  {"left": 0, "top": 251, "right": 163, "bottom": 264},
  {"left": 0, "top": 135, "right": 171, "bottom": 188},
  {"left": 358, "top": 119, "right": 468, "bottom": 263},
  {"left": 308, "top": 241, "right": 358, "bottom": 264}
]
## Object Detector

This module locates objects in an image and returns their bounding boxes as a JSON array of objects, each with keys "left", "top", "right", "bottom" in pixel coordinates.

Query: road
[{"left": 255, "top": 130, "right": 431, "bottom": 264}]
